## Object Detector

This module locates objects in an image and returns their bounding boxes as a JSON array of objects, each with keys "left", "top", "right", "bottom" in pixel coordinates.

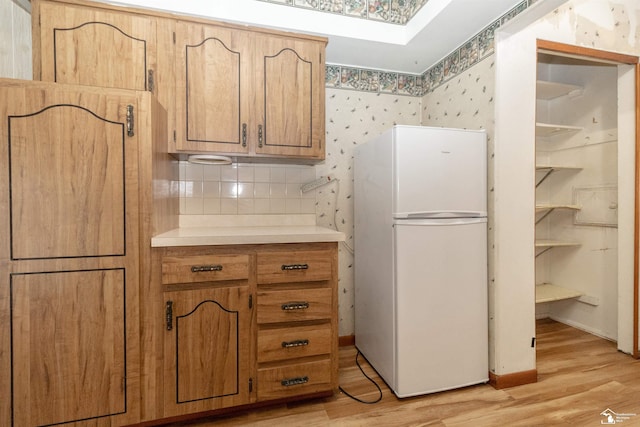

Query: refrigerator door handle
[
  {"left": 395, "top": 211, "right": 487, "bottom": 219},
  {"left": 394, "top": 218, "right": 488, "bottom": 226}
]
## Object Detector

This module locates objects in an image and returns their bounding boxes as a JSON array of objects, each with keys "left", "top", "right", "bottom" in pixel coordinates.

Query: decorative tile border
[
  {"left": 257, "top": 0, "right": 429, "bottom": 25},
  {"left": 326, "top": 0, "right": 539, "bottom": 96}
]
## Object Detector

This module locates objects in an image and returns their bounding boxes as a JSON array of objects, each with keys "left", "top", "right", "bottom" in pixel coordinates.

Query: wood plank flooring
[{"left": 170, "top": 319, "right": 640, "bottom": 426}]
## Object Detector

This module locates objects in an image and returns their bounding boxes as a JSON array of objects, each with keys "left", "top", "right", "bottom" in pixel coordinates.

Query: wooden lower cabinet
[
  {"left": 0, "top": 79, "right": 171, "bottom": 426},
  {"left": 144, "top": 242, "right": 338, "bottom": 423},
  {"left": 162, "top": 286, "right": 252, "bottom": 417}
]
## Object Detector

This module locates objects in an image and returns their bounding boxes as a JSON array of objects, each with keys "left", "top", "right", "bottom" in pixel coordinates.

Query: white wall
[
  {"left": 0, "top": 0, "right": 32, "bottom": 79},
  {"left": 494, "top": 0, "right": 640, "bottom": 376}
]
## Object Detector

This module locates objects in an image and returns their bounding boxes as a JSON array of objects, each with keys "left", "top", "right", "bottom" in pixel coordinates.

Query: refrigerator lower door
[{"left": 393, "top": 218, "right": 488, "bottom": 397}]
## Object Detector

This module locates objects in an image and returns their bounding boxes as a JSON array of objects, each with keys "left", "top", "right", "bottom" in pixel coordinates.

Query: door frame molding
[{"left": 536, "top": 39, "right": 640, "bottom": 358}]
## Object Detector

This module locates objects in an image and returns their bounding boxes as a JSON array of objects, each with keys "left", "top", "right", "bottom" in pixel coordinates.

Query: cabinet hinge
[
  {"left": 249, "top": 294, "right": 253, "bottom": 309},
  {"left": 126, "top": 105, "right": 135, "bottom": 137},
  {"left": 249, "top": 378, "right": 253, "bottom": 393},
  {"left": 147, "top": 69, "right": 155, "bottom": 93},
  {"left": 173, "top": 130, "right": 176, "bottom": 142},
  {"left": 165, "top": 301, "right": 173, "bottom": 330},
  {"left": 173, "top": 31, "right": 176, "bottom": 44}
]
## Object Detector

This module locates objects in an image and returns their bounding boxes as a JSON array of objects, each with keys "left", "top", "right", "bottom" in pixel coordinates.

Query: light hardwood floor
[{"left": 171, "top": 319, "right": 640, "bottom": 426}]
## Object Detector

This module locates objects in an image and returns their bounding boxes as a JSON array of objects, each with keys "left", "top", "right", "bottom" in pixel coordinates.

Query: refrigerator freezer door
[
  {"left": 393, "top": 219, "right": 488, "bottom": 397},
  {"left": 392, "top": 126, "right": 486, "bottom": 218}
]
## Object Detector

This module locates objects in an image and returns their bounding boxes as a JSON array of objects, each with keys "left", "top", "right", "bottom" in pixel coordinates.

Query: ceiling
[{"left": 112, "top": 0, "right": 526, "bottom": 74}]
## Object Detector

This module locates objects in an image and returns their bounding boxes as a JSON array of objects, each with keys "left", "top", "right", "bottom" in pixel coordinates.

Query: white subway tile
[
  {"left": 269, "top": 198, "right": 286, "bottom": 214},
  {"left": 286, "top": 183, "right": 302, "bottom": 198},
  {"left": 203, "top": 164, "right": 221, "bottom": 181},
  {"left": 254, "top": 183, "right": 270, "bottom": 198},
  {"left": 237, "top": 183, "right": 254, "bottom": 198},
  {"left": 184, "top": 181, "right": 203, "bottom": 197},
  {"left": 238, "top": 199, "right": 255, "bottom": 214},
  {"left": 301, "top": 198, "right": 316, "bottom": 214},
  {"left": 220, "top": 164, "right": 238, "bottom": 182},
  {"left": 285, "top": 199, "right": 301, "bottom": 214},
  {"left": 285, "top": 167, "right": 302, "bottom": 184},
  {"left": 254, "top": 199, "right": 270, "bottom": 214},
  {"left": 254, "top": 165, "right": 271, "bottom": 182},
  {"left": 221, "top": 182, "right": 238, "bottom": 198},
  {"left": 237, "top": 165, "right": 255, "bottom": 182},
  {"left": 270, "top": 183, "right": 287, "bottom": 198},
  {"left": 203, "top": 198, "right": 221, "bottom": 214},
  {"left": 184, "top": 197, "right": 204, "bottom": 214},
  {"left": 270, "top": 167, "right": 286, "bottom": 183},
  {"left": 185, "top": 162, "right": 204, "bottom": 181},
  {"left": 203, "top": 181, "right": 220, "bottom": 198},
  {"left": 220, "top": 198, "right": 238, "bottom": 214}
]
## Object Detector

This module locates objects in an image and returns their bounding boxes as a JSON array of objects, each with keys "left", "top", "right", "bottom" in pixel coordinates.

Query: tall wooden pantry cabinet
[{"left": 0, "top": 79, "right": 173, "bottom": 427}]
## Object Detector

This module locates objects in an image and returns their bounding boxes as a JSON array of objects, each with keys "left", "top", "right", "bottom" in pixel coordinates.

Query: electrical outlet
[{"left": 300, "top": 175, "right": 335, "bottom": 193}]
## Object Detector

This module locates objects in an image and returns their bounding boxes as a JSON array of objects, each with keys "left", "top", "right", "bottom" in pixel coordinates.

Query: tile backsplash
[{"left": 179, "top": 162, "right": 317, "bottom": 215}]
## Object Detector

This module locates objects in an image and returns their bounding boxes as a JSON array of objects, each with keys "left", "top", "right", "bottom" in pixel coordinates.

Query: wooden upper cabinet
[
  {"left": 173, "top": 22, "right": 252, "bottom": 154},
  {"left": 32, "top": 0, "right": 176, "bottom": 142},
  {"left": 34, "top": 0, "right": 156, "bottom": 91},
  {"left": 255, "top": 34, "right": 325, "bottom": 159},
  {"left": 32, "top": 0, "right": 326, "bottom": 161},
  {"left": 172, "top": 23, "right": 326, "bottom": 160}
]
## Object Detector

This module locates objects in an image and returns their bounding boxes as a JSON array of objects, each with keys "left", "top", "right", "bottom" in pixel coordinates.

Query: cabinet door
[
  {"left": 173, "top": 22, "right": 252, "bottom": 154},
  {"left": 163, "top": 286, "right": 252, "bottom": 416},
  {"left": 0, "top": 81, "right": 142, "bottom": 426},
  {"left": 254, "top": 35, "right": 325, "bottom": 159},
  {"left": 10, "top": 270, "right": 131, "bottom": 427},
  {"left": 36, "top": 1, "right": 156, "bottom": 92}
]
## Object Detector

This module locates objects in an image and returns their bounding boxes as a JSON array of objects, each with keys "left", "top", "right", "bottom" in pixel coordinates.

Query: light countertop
[{"left": 151, "top": 215, "right": 346, "bottom": 247}]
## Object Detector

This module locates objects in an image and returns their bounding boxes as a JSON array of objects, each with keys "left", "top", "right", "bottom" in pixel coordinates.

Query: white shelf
[
  {"left": 535, "top": 283, "right": 584, "bottom": 303},
  {"left": 535, "top": 240, "right": 581, "bottom": 248},
  {"left": 536, "top": 80, "right": 583, "bottom": 100},
  {"left": 536, "top": 122, "right": 583, "bottom": 137},
  {"left": 536, "top": 164, "right": 582, "bottom": 171},
  {"left": 535, "top": 204, "right": 581, "bottom": 212}
]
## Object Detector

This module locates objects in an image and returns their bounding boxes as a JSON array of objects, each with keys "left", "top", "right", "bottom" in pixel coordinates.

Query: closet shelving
[{"left": 535, "top": 79, "right": 584, "bottom": 304}]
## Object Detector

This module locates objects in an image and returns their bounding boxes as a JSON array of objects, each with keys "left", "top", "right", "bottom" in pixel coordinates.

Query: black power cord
[{"left": 338, "top": 350, "right": 383, "bottom": 404}]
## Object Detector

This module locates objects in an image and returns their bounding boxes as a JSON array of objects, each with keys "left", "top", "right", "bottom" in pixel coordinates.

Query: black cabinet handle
[
  {"left": 281, "top": 376, "right": 309, "bottom": 387},
  {"left": 281, "top": 302, "right": 309, "bottom": 311},
  {"left": 190, "top": 265, "right": 223, "bottom": 273},
  {"left": 281, "top": 264, "right": 309, "bottom": 271},
  {"left": 281, "top": 339, "right": 309, "bottom": 348}
]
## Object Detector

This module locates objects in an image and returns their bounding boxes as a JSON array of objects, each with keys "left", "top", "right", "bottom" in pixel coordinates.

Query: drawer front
[
  {"left": 258, "top": 323, "right": 332, "bottom": 363},
  {"left": 257, "top": 359, "right": 333, "bottom": 400},
  {"left": 257, "top": 288, "right": 332, "bottom": 324},
  {"left": 162, "top": 254, "right": 249, "bottom": 285},
  {"left": 257, "top": 250, "right": 332, "bottom": 284}
]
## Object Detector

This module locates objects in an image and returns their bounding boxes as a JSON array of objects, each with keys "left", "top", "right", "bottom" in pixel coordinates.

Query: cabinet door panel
[
  {"left": 10, "top": 269, "right": 127, "bottom": 426},
  {"left": 164, "top": 286, "right": 251, "bottom": 416},
  {"left": 256, "top": 36, "right": 324, "bottom": 159},
  {"left": 37, "top": 1, "right": 155, "bottom": 92},
  {"left": 174, "top": 22, "right": 252, "bottom": 154},
  {"left": 9, "top": 104, "right": 126, "bottom": 260}
]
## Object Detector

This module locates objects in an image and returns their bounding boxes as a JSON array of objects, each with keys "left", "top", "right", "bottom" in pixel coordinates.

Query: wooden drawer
[
  {"left": 257, "top": 250, "right": 332, "bottom": 284},
  {"left": 161, "top": 254, "right": 249, "bottom": 285},
  {"left": 257, "top": 359, "right": 333, "bottom": 400},
  {"left": 258, "top": 323, "right": 332, "bottom": 363},
  {"left": 257, "top": 288, "right": 332, "bottom": 324}
]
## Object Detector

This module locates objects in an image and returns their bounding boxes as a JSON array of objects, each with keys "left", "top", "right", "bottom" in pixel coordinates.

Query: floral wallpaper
[
  {"left": 325, "top": 0, "right": 539, "bottom": 96},
  {"left": 257, "top": 0, "right": 429, "bottom": 24},
  {"left": 317, "top": 88, "right": 421, "bottom": 335}
]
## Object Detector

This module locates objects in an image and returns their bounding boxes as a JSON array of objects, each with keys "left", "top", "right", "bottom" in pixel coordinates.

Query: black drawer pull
[
  {"left": 281, "top": 339, "right": 309, "bottom": 348},
  {"left": 281, "top": 264, "right": 309, "bottom": 271},
  {"left": 191, "top": 265, "right": 223, "bottom": 273},
  {"left": 281, "top": 376, "right": 309, "bottom": 387},
  {"left": 281, "top": 302, "right": 309, "bottom": 311}
]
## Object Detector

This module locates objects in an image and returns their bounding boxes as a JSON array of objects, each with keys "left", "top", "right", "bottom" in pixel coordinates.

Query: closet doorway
[{"left": 534, "top": 40, "right": 639, "bottom": 357}]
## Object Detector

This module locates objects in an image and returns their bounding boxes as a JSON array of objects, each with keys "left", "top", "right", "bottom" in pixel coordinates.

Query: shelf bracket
[
  {"left": 535, "top": 208, "right": 555, "bottom": 224},
  {"left": 535, "top": 246, "right": 553, "bottom": 258},
  {"left": 536, "top": 168, "right": 555, "bottom": 188}
]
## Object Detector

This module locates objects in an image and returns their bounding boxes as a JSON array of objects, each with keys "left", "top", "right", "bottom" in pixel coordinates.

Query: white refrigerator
[{"left": 354, "top": 125, "right": 488, "bottom": 398}]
